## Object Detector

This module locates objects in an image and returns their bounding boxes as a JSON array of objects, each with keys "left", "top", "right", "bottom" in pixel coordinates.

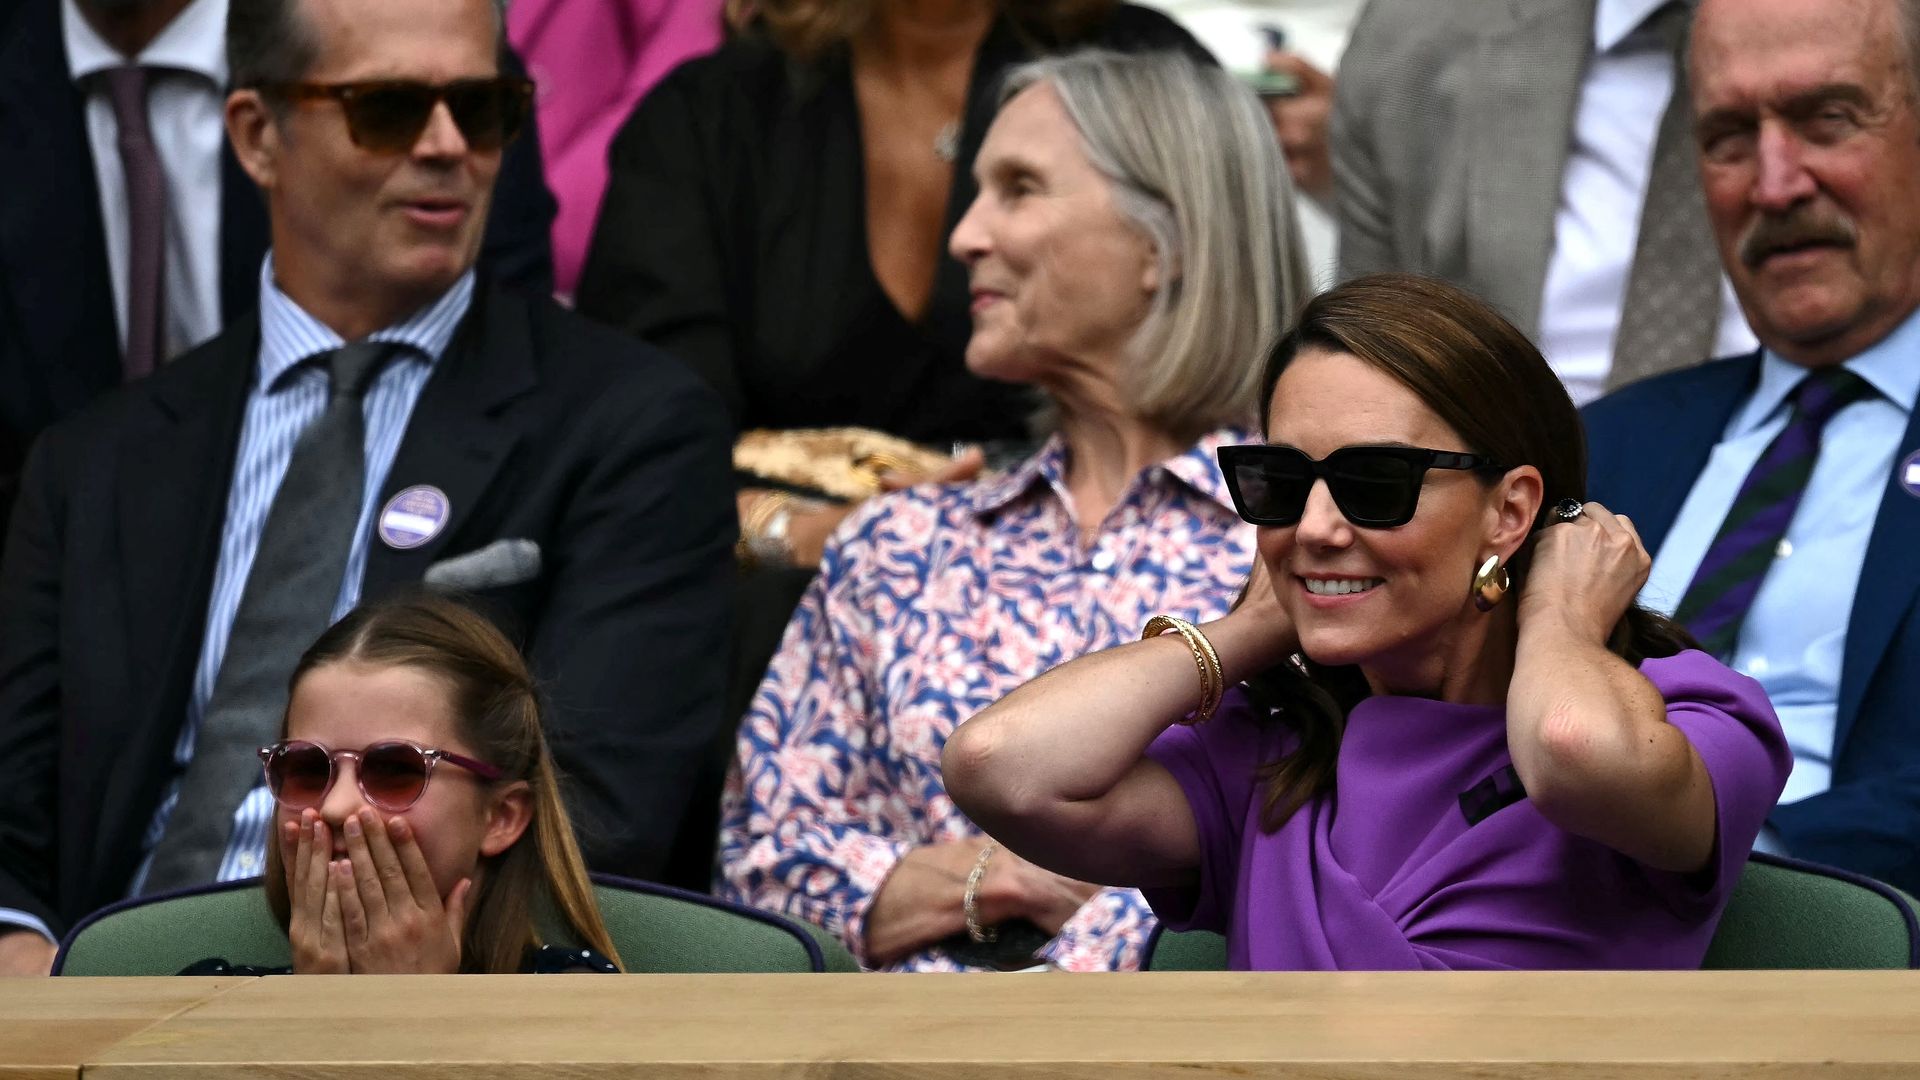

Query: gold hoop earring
[{"left": 1471, "top": 555, "right": 1509, "bottom": 612}]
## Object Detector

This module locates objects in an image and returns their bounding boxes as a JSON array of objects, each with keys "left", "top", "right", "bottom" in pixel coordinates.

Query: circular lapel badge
[
  {"left": 378, "top": 485, "right": 450, "bottom": 550},
  {"left": 1902, "top": 450, "right": 1920, "bottom": 500}
]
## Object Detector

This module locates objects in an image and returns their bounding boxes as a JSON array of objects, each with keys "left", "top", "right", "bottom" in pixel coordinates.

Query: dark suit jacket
[
  {"left": 0, "top": 0, "right": 558, "bottom": 531},
  {"left": 1585, "top": 354, "right": 1920, "bottom": 894},
  {"left": 0, "top": 287, "right": 736, "bottom": 935}
]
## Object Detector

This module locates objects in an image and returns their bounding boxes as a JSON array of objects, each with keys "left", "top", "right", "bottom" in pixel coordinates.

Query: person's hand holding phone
[{"left": 1259, "top": 44, "right": 1335, "bottom": 202}]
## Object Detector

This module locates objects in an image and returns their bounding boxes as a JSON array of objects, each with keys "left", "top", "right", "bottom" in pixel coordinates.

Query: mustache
[{"left": 1737, "top": 205, "right": 1858, "bottom": 267}]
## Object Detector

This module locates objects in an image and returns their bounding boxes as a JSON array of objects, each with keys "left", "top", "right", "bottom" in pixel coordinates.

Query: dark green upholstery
[
  {"left": 1142, "top": 854, "right": 1920, "bottom": 971},
  {"left": 578, "top": 876, "right": 859, "bottom": 973},
  {"left": 55, "top": 881, "right": 291, "bottom": 977},
  {"left": 54, "top": 874, "right": 859, "bottom": 975},
  {"left": 1141, "top": 926, "right": 1228, "bottom": 972},
  {"left": 1701, "top": 853, "right": 1918, "bottom": 969}
]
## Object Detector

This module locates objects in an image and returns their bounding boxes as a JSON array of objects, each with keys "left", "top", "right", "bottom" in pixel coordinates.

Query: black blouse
[{"left": 575, "top": 6, "right": 1208, "bottom": 447}]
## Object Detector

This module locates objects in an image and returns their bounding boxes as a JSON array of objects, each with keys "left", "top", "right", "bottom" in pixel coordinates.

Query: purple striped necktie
[
  {"left": 1672, "top": 366, "right": 1876, "bottom": 658},
  {"left": 101, "top": 65, "right": 166, "bottom": 380}
]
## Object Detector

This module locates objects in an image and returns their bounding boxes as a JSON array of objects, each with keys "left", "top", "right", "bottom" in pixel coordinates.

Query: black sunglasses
[
  {"left": 1217, "top": 444, "right": 1507, "bottom": 529},
  {"left": 257, "top": 76, "right": 534, "bottom": 154}
]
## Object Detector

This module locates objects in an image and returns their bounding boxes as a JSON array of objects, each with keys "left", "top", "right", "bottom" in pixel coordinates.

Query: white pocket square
[{"left": 423, "top": 539, "right": 542, "bottom": 591}]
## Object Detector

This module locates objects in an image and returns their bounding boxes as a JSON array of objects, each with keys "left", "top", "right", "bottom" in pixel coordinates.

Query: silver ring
[{"left": 1553, "top": 498, "right": 1586, "bottom": 522}]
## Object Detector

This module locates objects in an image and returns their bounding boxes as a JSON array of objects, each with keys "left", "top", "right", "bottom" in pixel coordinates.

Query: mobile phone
[
  {"left": 1249, "top": 70, "right": 1301, "bottom": 99},
  {"left": 1250, "top": 24, "right": 1300, "bottom": 98}
]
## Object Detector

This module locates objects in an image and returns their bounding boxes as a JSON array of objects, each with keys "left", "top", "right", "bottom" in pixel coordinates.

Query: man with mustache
[
  {"left": 1585, "top": 0, "right": 1920, "bottom": 893},
  {"left": 0, "top": 0, "right": 734, "bottom": 974}
]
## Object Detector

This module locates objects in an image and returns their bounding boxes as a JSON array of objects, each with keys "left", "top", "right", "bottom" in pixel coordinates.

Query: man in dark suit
[
  {"left": 0, "top": 0, "right": 557, "bottom": 531},
  {"left": 0, "top": 0, "right": 733, "bottom": 973},
  {"left": 1586, "top": 0, "right": 1920, "bottom": 892}
]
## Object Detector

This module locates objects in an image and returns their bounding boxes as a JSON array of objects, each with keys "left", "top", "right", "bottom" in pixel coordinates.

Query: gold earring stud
[{"left": 1471, "top": 555, "right": 1509, "bottom": 612}]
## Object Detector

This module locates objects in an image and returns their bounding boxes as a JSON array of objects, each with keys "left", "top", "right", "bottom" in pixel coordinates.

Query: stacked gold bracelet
[{"left": 1141, "top": 615, "right": 1223, "bottom": 725}]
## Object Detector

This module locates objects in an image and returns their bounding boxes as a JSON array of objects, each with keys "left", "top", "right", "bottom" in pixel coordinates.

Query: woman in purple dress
[{"left": 945, "top": 273, "right": 1793, "bottom": 970}]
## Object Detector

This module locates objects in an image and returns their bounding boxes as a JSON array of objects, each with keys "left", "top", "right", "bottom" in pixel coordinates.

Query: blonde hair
[
  {"left": 1004, "top": 50, "right": 1312, "bottom": 441},
  {"left": 726, "top": 0, "right": 1118, "bottom": 61},
  {"left": 263, "top": 593, "right": 622, "bottom": 973}
]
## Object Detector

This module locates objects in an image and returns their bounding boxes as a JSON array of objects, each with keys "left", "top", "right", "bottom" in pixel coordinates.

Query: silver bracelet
[{"left": 963, "top": 840, "right": 999, "bottom": 943}]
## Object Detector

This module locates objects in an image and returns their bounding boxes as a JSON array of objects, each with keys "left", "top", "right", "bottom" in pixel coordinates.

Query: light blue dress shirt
[
  {"left": 139, "top": 258, "right": 473, "bottom": 888},
  {"left": 3, "top": 257, "right": 474, "bottom": 942},
  {"left": 1640, "top": 309, "right": 1920, "bottom": 850}
]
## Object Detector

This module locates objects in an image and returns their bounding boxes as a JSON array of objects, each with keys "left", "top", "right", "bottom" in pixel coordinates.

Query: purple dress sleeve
[
  {"left": 1141, "top": 688, "right": 1281, "bottom": 933},
  {"left": 1634, "top": 651, "right": 1795, "bottom": 914}
]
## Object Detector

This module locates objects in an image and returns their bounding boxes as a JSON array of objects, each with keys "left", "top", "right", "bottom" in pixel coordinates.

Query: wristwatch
[{"left": 746, "top": 499, "right": 796, "bottom": 567}]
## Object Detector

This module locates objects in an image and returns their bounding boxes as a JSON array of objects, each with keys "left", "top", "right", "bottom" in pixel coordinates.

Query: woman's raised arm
[
  {"left": 1507, "top": 504, "right": 1717, "bottom": 874},
  {"left": 943, "top": 576, "right": 1296, "bottom": 889}
]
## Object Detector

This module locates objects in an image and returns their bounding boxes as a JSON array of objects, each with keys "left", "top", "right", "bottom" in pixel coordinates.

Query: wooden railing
[{"left": 7, "top": 971, "right": 1920, "bottom": 1077}]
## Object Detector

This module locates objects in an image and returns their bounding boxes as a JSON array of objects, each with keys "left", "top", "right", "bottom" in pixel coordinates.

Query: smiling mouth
[{"left": 1301, "top": 577, "right": 1384, "bottom": 597}]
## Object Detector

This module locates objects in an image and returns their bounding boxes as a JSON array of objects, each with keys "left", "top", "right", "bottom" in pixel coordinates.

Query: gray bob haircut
[{"left": 1002, "top": 49, "right": 1311, "bottom": 438}]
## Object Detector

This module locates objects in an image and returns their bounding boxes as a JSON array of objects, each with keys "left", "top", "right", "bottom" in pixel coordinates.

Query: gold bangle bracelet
[{"left": 1141, "top": 615, "right": 1223, "bottom": 725}]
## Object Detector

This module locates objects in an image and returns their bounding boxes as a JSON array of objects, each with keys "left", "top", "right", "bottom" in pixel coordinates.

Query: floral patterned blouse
[{"left": 717, "top": 429, "right": 1256, "bottom": 971}]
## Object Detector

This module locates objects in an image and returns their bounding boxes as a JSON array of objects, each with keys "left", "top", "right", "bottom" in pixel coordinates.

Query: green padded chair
[
  {"left": 54, "top": 873, "right": 858, "bottom": 975},
  {"left": 1141, "top": 853, "right": 1920, "bottom": 971},
  {"left": 1701, "top": 853, "right": 1918, "bottom": 969}
]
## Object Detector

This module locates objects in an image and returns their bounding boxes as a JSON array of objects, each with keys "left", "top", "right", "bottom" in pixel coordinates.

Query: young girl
[{"left": 233, "top": 594, "right": 620, "bottom": 973}]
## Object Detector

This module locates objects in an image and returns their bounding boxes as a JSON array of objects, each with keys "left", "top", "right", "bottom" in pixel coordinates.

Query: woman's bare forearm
[
  {"left": 1507, "top": 617, "right": 1714, "bottom": 872},
  {"left": 944, "top": 610, "right": 1290, "bottom": 885}
]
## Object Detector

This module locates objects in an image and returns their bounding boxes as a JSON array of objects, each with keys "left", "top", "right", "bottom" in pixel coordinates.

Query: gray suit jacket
[{"left": 1335, "top": 0, "right": 1668, "bottom": 369}]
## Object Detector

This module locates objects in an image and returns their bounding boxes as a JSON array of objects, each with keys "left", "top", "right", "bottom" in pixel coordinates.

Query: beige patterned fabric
[{"left": 734, "top": 428, "right": 955, "bottom": 501}]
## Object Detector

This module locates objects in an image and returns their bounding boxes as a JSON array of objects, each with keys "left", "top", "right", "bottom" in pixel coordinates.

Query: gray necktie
[
  {"left": 1609, "top": 1, "right": 1721, "bottom": 390},
  {"left": 101, "top": 65, "right": 167, "bottom": 380},
  {"left": 142, "top": 342, "right": 401, "bottom": 893}
]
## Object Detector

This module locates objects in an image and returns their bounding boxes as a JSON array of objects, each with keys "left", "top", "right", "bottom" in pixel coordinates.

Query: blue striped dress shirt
[
  {"left": 0, "top": 259, "right": 474, "bottom": 941},
  {"left": 126, "top": 257, "right": 474, "bottom": 893}
]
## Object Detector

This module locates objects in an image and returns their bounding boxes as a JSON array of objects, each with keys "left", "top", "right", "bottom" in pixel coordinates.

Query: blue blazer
[{"left": 1585, "top": 354, "right": 1920, "bottom": 894}]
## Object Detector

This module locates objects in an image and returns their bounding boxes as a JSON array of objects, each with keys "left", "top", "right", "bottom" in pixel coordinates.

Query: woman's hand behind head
[{"left": 1517, "top": 503, "right": 1653, "bottom": 647}]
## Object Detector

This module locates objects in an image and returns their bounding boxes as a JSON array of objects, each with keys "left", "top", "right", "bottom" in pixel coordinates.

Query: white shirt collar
[
  {"left": 1594, "top": 0, "right": 1682, "bottom": 54},
  {"left": 62, "top": 0, "right": 229, "bottom": 87},
  {"left": 1732, "top": 306, "right": 1920, "bottom": 438}
]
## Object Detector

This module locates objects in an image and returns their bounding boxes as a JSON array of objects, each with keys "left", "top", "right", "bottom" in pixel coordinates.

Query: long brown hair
[
  {"left": 263, "top": 593, "right": 622, "bottom": 973},
  {"left": 725, "top": 0, "right": 1118, "bottom": 62},
  {"left": 1243, "top": 273, "right": 1696, "bottom": 830}
]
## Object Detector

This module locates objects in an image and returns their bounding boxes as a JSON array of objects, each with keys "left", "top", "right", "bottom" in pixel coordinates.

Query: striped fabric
[
  {"left": 1672, "top": 366, "right": 1876, "bottom": 658},
  {"left": 124, "top": 256, "right": 474, "bottom": 894}
]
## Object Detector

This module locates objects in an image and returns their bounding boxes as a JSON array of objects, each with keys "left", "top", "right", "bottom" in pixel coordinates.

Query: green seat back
[
  {"left": 55, "top": 876, "right": 859, "bottom": 975},
  {"left": 577, "top": 876, "right": 859, "bottom": 973},
  {"left": 1141, "top": 926, "right": 1228, "bottom": 972},
  {"left": 1141, "top": 855, "right": 1920, "bottom": 972},
  {"left": 1701, "top": 854, "right": 1919, "bottom": 969},
  {"left": 55, "top": 882, "right": 292, "bottom": 977}
]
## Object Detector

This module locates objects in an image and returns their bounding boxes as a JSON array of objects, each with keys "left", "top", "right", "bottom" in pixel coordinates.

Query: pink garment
[{"left": 506, "top": 0, "right": 723, "bottom": 299}]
